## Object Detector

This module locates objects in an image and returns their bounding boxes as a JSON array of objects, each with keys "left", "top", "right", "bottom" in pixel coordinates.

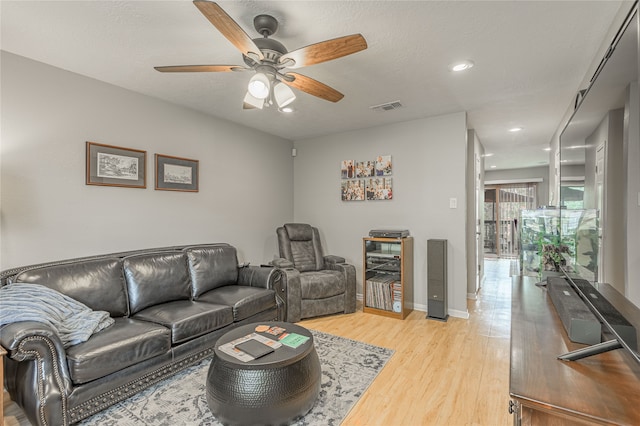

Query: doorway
[{"left": 484, "top": 183, "right": 537, "bottom": 258}]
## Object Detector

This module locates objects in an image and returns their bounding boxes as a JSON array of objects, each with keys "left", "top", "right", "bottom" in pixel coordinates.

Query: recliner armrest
[
  {"left": 271, "top": 258, "right": 294, "bottom": 269},
  {"left": 322, "top": 259, "right": 357, "bottom": 315},
  {"left": 324, "top": 255, "right": 346, "bottom": 265},
  {"left": 269, "top": 266, "right": 302, "bottom": 322}
]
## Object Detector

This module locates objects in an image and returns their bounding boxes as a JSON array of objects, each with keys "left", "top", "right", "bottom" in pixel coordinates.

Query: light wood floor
[{"left": 3, "top": 258, "right": 515, "bottom": 426}]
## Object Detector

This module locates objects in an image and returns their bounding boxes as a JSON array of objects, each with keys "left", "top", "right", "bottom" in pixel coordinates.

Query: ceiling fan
[{"left": 154, "top": 1, "right": 368, "bottom": 110}]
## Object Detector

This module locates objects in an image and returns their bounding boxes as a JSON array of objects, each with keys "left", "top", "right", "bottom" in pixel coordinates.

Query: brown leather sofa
[{"left": 0, "top": 243, "right": 285, "bottom": 426}]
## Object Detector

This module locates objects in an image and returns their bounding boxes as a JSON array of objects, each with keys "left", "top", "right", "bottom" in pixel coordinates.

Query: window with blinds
[{"left": 484, "top": 183, "right": 537, "bottom": 257}]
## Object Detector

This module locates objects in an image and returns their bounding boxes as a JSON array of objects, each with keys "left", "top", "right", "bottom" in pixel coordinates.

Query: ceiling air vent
[{"left": 369, "top": 100, "right": 404, "bottom": 112}]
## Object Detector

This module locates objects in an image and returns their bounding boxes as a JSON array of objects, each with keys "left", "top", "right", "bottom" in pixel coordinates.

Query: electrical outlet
[{"left": 449, "top": 198, "right": 457, "bottom": 209}]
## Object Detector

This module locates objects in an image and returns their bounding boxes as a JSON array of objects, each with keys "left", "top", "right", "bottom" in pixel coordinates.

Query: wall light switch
[{"left": 449, "top": 198, "right": 457, "bottom": 209}]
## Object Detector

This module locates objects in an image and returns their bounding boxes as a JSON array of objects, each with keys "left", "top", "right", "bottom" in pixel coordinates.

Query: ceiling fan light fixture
[
  {"left": 274, "top": 82, "right": 296, "bottom": 108},
  {"left": 248, "top": 73, "right": 270, "bottom": 99},
  {"left": 243, "top": 91, "right": 264, "bottom": 109},
  {"left": 157, "top": 3, "right": 368, "bottom": 110}
]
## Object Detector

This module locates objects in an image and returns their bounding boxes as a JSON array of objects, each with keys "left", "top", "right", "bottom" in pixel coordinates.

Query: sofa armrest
[
  {"left": 238, "top": 265, "right": 287, "bottom": 321},
  {"left": 0, "top": 321, "right": 73, "bottom": 426},
  {"left": 237, "top": 265, "right": 275, "bottom": 289}
]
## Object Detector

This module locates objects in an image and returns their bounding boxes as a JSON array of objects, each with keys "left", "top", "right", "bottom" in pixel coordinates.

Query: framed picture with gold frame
[
  {"left": 155, "top": 154, "right": 199, "bottom": 192},
  {"left": 86, "top": 141, "right": 146, "bottom": 188}
]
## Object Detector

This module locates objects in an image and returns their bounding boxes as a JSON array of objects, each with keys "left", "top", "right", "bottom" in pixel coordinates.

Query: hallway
[{"left": 471, "top": 257, "right": 513, "bottom": 343}]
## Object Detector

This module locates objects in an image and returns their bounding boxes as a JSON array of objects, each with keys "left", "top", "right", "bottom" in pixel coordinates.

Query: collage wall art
[{"left": 341, "top": 155, "right": 392, "bottom": 201}]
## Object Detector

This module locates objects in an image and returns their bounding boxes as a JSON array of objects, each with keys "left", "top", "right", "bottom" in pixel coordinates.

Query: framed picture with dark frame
[
  {"left": 86, "top": 141, "right": 146, "bottom": 188},
  {"left": 155, "top": 154, "right": 199, "bottom": 192}
]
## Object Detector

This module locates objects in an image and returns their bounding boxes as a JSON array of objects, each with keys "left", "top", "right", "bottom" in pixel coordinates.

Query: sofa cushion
[
  {"left": 124, "top": 252, "right": 191, "bottom": 315},
  {"left": 300, "top": 270, "right": 345, "bottom": 299},
  {"left": 185, "top": 245, "right": 239, "bottom": 297},
  {"left": 197, "top": 286, "right": 276, "bottom": 322},
  {"left": 65, "top": 317, "right": 171, "bottom": 384},
  {"left": 132, "top": 300, "right": 233, "bottom": 345},
  {"left": 12, "top": 258, "right": 128, "bottom": 317}
]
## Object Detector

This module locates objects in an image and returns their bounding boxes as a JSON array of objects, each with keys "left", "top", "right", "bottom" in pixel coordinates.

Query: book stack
[{"left": 365, "top": 274, "right": 402, "bottom": 312}]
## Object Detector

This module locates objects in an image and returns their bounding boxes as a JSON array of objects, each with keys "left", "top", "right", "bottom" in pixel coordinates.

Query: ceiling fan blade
[
  {"left": 283, "top": 72, "right": 344, "bottom": 102},
  {"left": 279, "top": 34, "right": 367, "bottom": 69},
  {"left": 154, "top": 65, "right": 245, "bottom": 73},
  {"left": 193, "top": 1, "right": 264, "bottom": 61}
]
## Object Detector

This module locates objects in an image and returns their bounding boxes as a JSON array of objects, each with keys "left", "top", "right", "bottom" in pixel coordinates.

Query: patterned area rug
[{"left": 81, "top": 330, "right": 393, "bottom": 426}]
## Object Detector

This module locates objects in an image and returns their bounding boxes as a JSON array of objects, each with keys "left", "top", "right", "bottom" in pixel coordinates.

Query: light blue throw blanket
[{"left": 0, "top": 283, "right": 114, "bottom": 348}]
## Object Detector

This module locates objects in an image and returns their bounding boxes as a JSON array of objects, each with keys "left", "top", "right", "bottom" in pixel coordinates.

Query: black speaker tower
[{"left": 427, "top": 239, "right": 448, "bottom": 321}]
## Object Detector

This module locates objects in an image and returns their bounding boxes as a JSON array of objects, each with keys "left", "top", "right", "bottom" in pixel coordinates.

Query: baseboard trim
[
  {"left": 357, "top": 296, "right": 469, "bottom": 320},
  {"left": 412, "top": 303, "right": 469, "bottom": 320}
]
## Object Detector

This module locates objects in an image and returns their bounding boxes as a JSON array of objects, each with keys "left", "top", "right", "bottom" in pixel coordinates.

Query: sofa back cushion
[
  {"left": 124, "top": 252, "right": 191, "bottom": 315},
  {"left": 12, "top": 258, "right": 128, "bottom": 317},
  {"left": 185, "top": 244, "right": 239, "bottom": 298}
]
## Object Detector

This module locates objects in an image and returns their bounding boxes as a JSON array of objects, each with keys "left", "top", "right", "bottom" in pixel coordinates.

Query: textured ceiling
[{"left": 0, "top": 0, "right": 631, "bottom": 170}]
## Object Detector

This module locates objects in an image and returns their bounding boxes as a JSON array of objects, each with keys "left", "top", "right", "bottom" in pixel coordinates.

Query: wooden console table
[{"left": 510, "top": 280, "right": 640, "bottom": 425}]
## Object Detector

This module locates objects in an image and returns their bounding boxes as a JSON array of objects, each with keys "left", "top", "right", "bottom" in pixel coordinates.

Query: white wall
[
  {"left": 291, "top": 112, "right": 469, "bottom": 318},
  {"left": 623, "top": 82, "right": 640, "bottom": 305},
  {"left": 584, "top": 109, "right": 625, "bottom": 292},
  {"left": 1, "top": 52, "right": 294, "bottom": 268},
  {"left": 606, "top": 109, "right": 626, "bottom": 293},
  {"left": 584, "top": 117, "right": 605, "bottom": 210}
]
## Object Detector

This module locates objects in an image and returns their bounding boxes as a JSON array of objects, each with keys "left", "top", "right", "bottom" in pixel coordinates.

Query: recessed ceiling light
[
  {"left": 482, "top": 153, "right": 494, "bottom": 157},
  {"left": 490, "top": 165, "right": 497, "bottom": 169},
  {"left": 543, "top": 147, "right": 551, "bottom": 151},
  {"left": 449, "top": 60, "right": 474, "bottom": 72},
  {"left": 509, "top": 127, "right": 523, "bottom": 132}
]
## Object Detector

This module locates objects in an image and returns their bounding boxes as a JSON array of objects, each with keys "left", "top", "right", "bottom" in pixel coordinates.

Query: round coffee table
[{"left": 206, "top": 321, "right": 321, "bottom": 426}]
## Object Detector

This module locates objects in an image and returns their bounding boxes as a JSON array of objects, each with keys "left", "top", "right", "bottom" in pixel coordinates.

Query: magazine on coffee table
[{"left": 219, "top": 333, "right": 282, "bottom": 362}]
